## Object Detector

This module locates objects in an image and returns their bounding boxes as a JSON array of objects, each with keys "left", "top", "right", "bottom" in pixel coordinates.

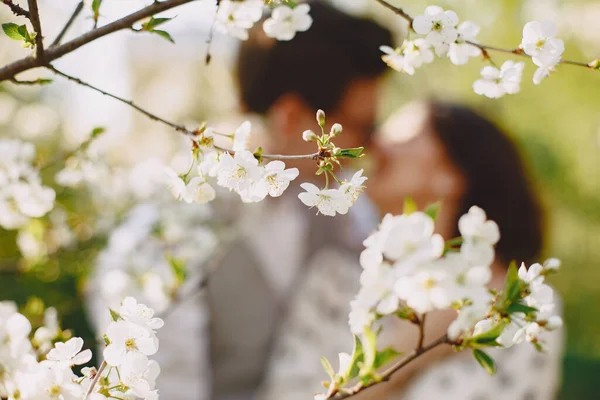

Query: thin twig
[
  {"left": 204, "top": 2, "right": 220, "bottom": 65},
  {"left": 51, "top": 1, "right": 84, "bottom": 47},
  {"left": 85, "top": 360, "right": 107, "bottom": 399},
  {"left": 47, "top": 65, "right": 320, "bottom": 161},
  {"left": 374, "top": 0, "right": 596, "bottom": 70},
  {"left": 27, "top": 0, "right": 44, "bottom": 60},
  {"left": 334, "top": 335, "right": 450, "bottom": 399},
  {"left": 9, "top": 77, "right": 48, "bottom": 85},
  {"left": 417, "top": 313, "right": 426, "bottom": 351},
  {"left": 0, "top": 0, "right": 196, "bottom": 82},
  {"left": 1, "top": 0, "right": 30, "bottom": 18}
]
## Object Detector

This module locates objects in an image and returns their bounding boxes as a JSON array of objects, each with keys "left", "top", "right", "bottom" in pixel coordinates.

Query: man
[{"left": 206, "top": 3, "right": 393, "bottom": 399}]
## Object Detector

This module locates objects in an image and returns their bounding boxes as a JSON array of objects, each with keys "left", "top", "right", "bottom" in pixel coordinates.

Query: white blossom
[
  {"left": 297, "top": 183, "right": 350, "bottom": 217},
  {"left": 459, "top": 206, "right": 500, "bottom": 265},
  {"left": 532, "top": 52, "right": 561, "bottom": 85},
  {"left": 46, "top": 338, "right": 92, "bottom": 367},
  {"left": 118, "top": 297, "right": 164, "bottom": 333},
  {"left": 258, "top": 160, "right": 299, "bottom": 198},
  {"left": 448, "top": 21, "right": 482, "bottom": 65},
  {"left": 103, "top": 321, "right": 159, "bottom": 366},
  {"left": 232, "top": 121, "right": 251, "bottom": 151},
  {"left": 216, "top": 150, "right": 262, "bottom": 195},
  {"left": 263, "top": 4, "right": 313, "bottom": 41},
  {"left": 380, "top": 39, "right": 434, "bottom": 75},
  {"left": 473, "top": 61, "right": 525, "bottom": 99},
  {"left": 394, "top": 267, "right": 455, "bottom": 314},
  {"left": 215, "top": 0, "right": 263, "bottom": 41},
  {"left": 120, "top": 352, "right": 160, "bottom": 399},
  {"left": 340, "top": 169, "right": 367, "bottom": 205},
  {"left": 413, "top": 5, "right": 460, "bottom": 56},
  {"left": 520, "top": 20, "right": 565, "bottom": 58}
]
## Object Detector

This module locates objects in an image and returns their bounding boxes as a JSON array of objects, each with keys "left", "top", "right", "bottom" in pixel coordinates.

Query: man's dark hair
[{"left": 236, "top": 1, "right": 393, "bottom": 115}]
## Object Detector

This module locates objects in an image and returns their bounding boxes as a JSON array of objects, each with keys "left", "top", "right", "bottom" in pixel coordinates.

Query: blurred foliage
[{"left": 1, "top": 0, "right": 600, "bottom": 397}]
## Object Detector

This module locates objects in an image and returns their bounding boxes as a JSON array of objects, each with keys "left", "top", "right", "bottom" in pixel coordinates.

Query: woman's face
[{"left": 367, "top": 103, "right": 466, "bottom": 238}]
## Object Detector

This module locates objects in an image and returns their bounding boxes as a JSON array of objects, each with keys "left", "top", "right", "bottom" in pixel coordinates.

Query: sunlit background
[{"left": 1, "top": 0, "right": 599, "bottom": 398}]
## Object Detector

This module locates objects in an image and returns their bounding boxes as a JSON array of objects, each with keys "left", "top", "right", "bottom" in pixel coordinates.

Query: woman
[{"left": 367, "top": 100, "right": 564, "bottom": 399}]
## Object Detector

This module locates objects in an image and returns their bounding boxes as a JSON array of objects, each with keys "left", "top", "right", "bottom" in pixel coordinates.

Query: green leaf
[
  {"left": 103, "top": 334, "right": 110, "bottom": 346},
  {"left": 506, "top": 302, "right": 537, "bottom": 316},
  {"left": 36, "top": 79, "right": 53, "bottom": 85},
  {"left": 343, "top": 335, "right": 364, "bottom": 381},
  {"left": 167, "top": 256, "right": 187, "bottom": 285},
  {"left": 92, "top": 0, "right": 101, "bottom": 14},
  {"left": 473, "top": 349, "right": 496, "bottom": 375},
  {"left": 424, "top": 202, "right": 441, "bottom": 220},
  {"left": 152, "top": 29, "right": 175, "bottom": 43},
  {"left": 373, "top": 347, "right": 401, "bottom": 369},
  {"left": 468, "top": 321, "right": 506, "bottom": 347},
  {"left": 320, "top": 356, "right": 336, "bottom": 381},
  {"left": 143, "top": 16, "right": 174, "bottom": 31},
  {"left": 109, "top": 308, "right": 121, "bottom": 322},
  {"left": 403, "top": 197, "right": 417, "bottom": 215},
  {"left": 360, "top": 326, "right": 378, "bottom": 377},
  {"left": 337, "top": 147, "right": 364, "bottom": 159},
  {"left": 2, "top": 23, "right": 24, "bottom": 41},
  {"left": 253, "top": 146, "right": 264, "bottom": 164},
  {"left": 91, "top": 127, "right": 106, "bottom": 138},
  {"left": 497, "top": 261, "right": 522, "bottom": 309}
]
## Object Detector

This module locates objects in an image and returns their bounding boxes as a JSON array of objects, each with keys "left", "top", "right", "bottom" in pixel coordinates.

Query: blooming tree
[{"left": 0, "top": 0, "right": 586, "bottom": 398}]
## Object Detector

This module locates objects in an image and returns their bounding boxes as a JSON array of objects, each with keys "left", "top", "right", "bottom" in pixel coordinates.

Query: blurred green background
[{"left": 1, "top": 0, "right": 600, "bottom": 398}]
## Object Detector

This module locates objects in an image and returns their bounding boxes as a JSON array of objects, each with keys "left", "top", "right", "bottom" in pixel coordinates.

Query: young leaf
[
  {"left": 403, "top": 197, "right": 417, "bottom": 215},
  {"left": 473, "top": 349, "right": 496, "bottom": 375},
  {"left": 320, "top": 356, "right": 336, "bottom": 381},
  {"left": 92, "top": 0, "right": 101, "bottom": 15},
  {"left": 167, "top": 256, "right": 187, "bottom": 285},
  {"left": 468, "top": 321, "right": 506, "bottom": 347},
  {"left": 424, "top": 202, "right": 441, "bottom": 220},
  {"left": 497, "top": 261, "right": 522, "bottom": 310},
  {"left": 506, "top": 302, "right": 537, "bottom": 316},
  {"left": 143, "top": 16, "right": 174, "bottom": 31},
  {"left": 91, "top": 127, "right": 106, "bottom": 138},
  {"left": 337, "top": 147, "right": 364, "bottom": 159},
  {"left": 2, "top": 23, "right": 24, "bottom": 41},
  {"left": 109, "top": 308, "right": 121, "bottom": 322},
  {"left": 373, "top": 347, "right": 401, "bottom": 369},
  {"left": 360, "top": 326, "right": 378, "bottom": 376},
  {"left": 152, "top": 29, "right": 175, "bottom": 43},
  {"left": 343, "top": 335, "right": 364, "bottom": 381}
]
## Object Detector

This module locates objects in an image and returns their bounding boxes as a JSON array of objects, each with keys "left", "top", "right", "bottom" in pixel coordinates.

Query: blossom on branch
[
  {"left": 413, "top": 5, "right": 459, "bottom": 56},
  {"left": 263, "top": 4, "right": 313, "bottom": 41},
  {"left": 473, "top": 61, "right": 525, "bottom": 99}
]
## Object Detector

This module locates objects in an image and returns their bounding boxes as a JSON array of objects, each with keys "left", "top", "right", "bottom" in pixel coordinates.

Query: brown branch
[
  {"left": 0, "top": 0, "right": 196, "bottom": 82},
  {"left": 1, "top": 0, "right": 30, "bottom": 18},
  {"left": 374, "top": 0, "right": 596, "bottom": 70},
  {"left": 26, "top": 0, "right": 44, "bottom": 60},
  {"left": 47, "top": 65, "right": 320, "bottom": 161},
  {"left": 84, "top": 360, "right": 107, "bottom": 399},
  {"left": 51, "top": 1, "right": 84, "bottom": 47},
  {"left": 417, "top": 313, "right": 426, "bottom": 351},
  {"left": 333, "top": 335, "right": 451, "bottom": 399}
]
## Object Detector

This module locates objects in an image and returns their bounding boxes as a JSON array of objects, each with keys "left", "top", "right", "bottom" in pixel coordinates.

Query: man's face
[{"left": 327, "top": 78, "right": 380, "bottom": 150}]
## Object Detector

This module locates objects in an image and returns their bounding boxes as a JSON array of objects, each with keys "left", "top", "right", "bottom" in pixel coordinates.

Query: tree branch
[
  {"left": 47, "top": 65, "right": 320, "bottom": 161},
  {"left": 334, "top": 335, "right": 451, "bottom": 399},
  {"left": 51, "top": 1, "right": 84, "bottom": 47},
  {"left": 85, "top": 360, "right": 107, "bottom": 399},
  {"left": 0, "top": 0, "right": 196, "bottom": 82},
  {"left": 417, "top": 313, "right": 426, "bottom": 351},
  {"left": 26, "top": 0, "right": 44, "bottom": 60},
  {"left": 373, "top": 0, "right": 597, "bottom": 70},
  {"left": 1, "top": 0, "right": 30, "bottom": 19}
]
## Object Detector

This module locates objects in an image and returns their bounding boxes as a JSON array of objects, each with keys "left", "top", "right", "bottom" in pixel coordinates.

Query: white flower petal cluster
[
  {"left": 263, "top": 4, "right": 313, "bottom": 41},
  {"left": 379, "top": 40, "right": 434, "bottom": 75},
  {"left": 413, "top": 5, "right": 459, "bottom": 56},
  {"left": 448, "top": 21, "right": 482, "bottom": 65},
  {"left": 298, "top": 169, "right": 367, "bottom": 217},
  {"left": 164, "top": 121, "right": 299, "bottom": 205},
  {"left": 93, "top": 201, "right": 217, "bottom": 317},
  {"left": 521, "top": 20, "right": 565, "bottom": 85},
  {"left": 0, "top": 139, "right": 55, "bottom": 230},
  {"left": 473, "top": 60, "right": 525, "bottom": 98},
  {"left": 215, "top": 0, "right": 264, "bottom": 41}
]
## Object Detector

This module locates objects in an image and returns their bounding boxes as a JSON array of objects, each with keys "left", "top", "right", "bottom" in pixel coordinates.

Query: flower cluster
[
  {"left": 0, "top": 297, "right": 162, "bottom": 400},
  {"left": 316, "top": 204, "right": 563, "bottom": 398},
  {"left": 164, "top": 111, "right": 367, "bottom": 216},
  {"left": 0, "top": 139, "right": 55, "bottom": 230},
  {"left": 215, "top": 0, "right": 312, "bottom": 42},
  {"left": 92, "top": 201, "right": 217, "bottom": 318},
  {"left": 380, "top": 5, "right": 575, "bottom": 99},
  {"left": 520, "top": 21, "right": 565, "bottom": 85}
]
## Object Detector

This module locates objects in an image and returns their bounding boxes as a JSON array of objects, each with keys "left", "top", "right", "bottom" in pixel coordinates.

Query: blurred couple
[{"left": 200, "top": 2, "right": 563, "bottom": 399}]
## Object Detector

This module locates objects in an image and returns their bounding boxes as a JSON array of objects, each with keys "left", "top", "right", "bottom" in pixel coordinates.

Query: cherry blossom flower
[
  {"left": 232, "top": 121, "right": 251, "bottom": 151},
  {"left": 263, "top": 4, "right": 313, "bottom": 41},
  {"left": 520, "top": 20, "right": 565, "bottom": 58},
  {"left": 216, "top": 150, "right": 262, "bottom": 194},
  {"left": 473, "top": 60, "right": 525, "bottom": 99},
  {"left": 394, "top": 267, "right": 455, "bottom": 314},
  {"left": 448, "top": 21, "right": 482, "bottom": 65},
  {"left": 258, "top": 161, "right": 299, "bottom": 197},
  {"left": 46, "top": 338, "right": 92, "bottom": 367},
  {"left": 340, "top": 169, "right": 367, "bottom": 205},
  {"left": 380, "top": 39, "right": 434, "bottom": 75},
  {"left": 297, "top": 183, "right": 350, "bottom": 217},
  {"left": 118, "top": 297, "right": 164, "bottom": 333},
  {"left": 532, "top": 52, "right": 561, "bottom": 85},
  {"left": 103, "top": 321, "right": 159, "bottom": 366},
  {"left": 459, "top": 206, "right": 500, "bottom": 265},
  {"left": 120, "top": 352, "right": 160, "bottom": 399},
  {"left": 413, "top": 6, "right": 460, "bottom": 56},
  {"left": 215, "top": 0, "right": 264, "bottom": 41}
]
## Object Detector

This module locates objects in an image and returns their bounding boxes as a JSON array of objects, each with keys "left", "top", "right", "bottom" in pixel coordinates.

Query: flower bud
[
  {"left": 330, "top": 123, "right": 343, "bottom": 137},
  {"left": 302, "top": 130, "right": 317, "bottom": 142},
  {"left": 546, "top": 315, "right": 563, "bottom": 330},
  {"left": 316, "top": 109, "right": 326, "bottom": 127}
]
